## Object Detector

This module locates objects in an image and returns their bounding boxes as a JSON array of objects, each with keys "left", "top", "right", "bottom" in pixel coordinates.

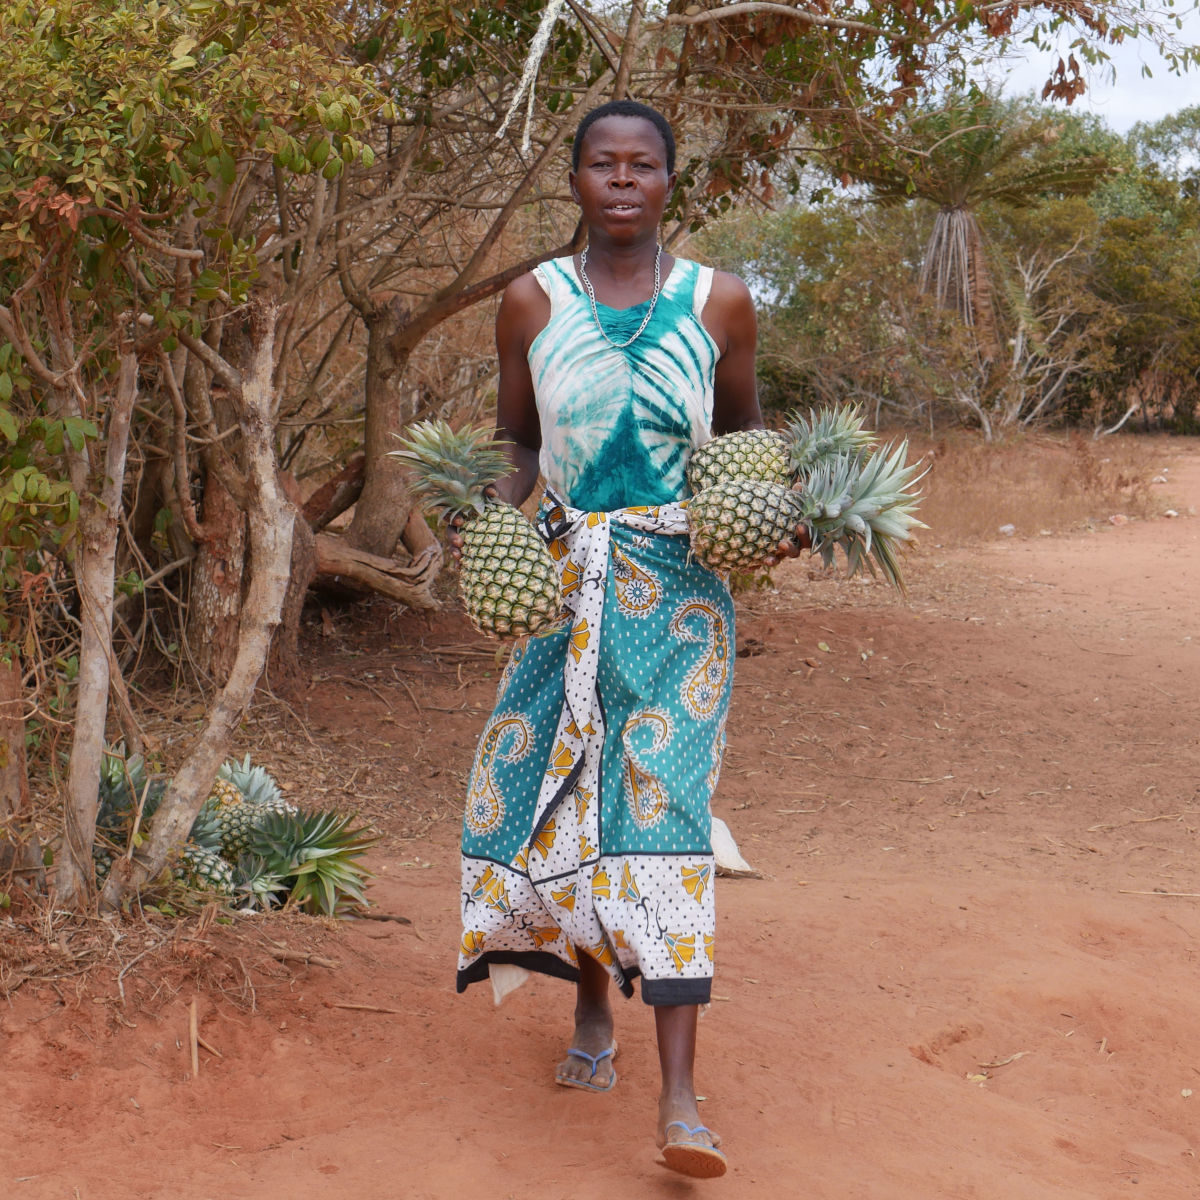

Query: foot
[
  {"left": 657, "top": 1087, "right": 726, "bottom": 1178},
  {"left": 554, "top": 1009, "right": 617, "bottom": 1091}
]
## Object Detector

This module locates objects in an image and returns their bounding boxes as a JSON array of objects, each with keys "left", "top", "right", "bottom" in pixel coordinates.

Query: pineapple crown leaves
[
  {"left": 218, "top": 753, "right": 283, "bottom": 807},
  {"left": 784, "top": 405, "right": 877, "bottom": 478},
  {"left": 799, "top": 442, "right": 928, "bottom": 593},
  {"left": 248, "top": 808, "right": 378, "bottom": 916},
  {"left": 390, "top": 419, "right": 514, "bottom": 525},
  {"left": 98, "top": 743, "right": 166, "bottom": 833}
]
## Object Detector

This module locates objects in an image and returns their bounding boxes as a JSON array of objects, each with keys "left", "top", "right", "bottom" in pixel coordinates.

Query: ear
[{"left": 568, "top": 169, "right": 581, "bottom": 205}]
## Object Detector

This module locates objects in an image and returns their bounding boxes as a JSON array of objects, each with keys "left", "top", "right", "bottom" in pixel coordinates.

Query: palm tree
[{"left": 836, "top": 92, "right": 1112, "bottom": 360}]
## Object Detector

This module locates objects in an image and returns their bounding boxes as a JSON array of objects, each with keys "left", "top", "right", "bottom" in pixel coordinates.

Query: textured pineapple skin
[
  {"left": 460, "top": 501, "right": 564, "bottom": 639},
  {"left": 687, "top": 479, "right": 803, "bottom": 572},
  {"left": 686, "top": 429, "right": 789, "bottom": 493},
  {"left": 175, "top": 845, "right": 235, "bottom": 894}
]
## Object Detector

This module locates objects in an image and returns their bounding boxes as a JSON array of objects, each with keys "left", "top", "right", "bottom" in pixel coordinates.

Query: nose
[{"left": 609, "top": 164, "right": 635, "bottom": 187}]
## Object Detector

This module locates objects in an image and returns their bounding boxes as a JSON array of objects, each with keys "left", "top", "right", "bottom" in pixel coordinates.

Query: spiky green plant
[
  {"left": 97, "top": 744, "right": 166, "bottom": 837},
  {"left": 249, "top": 809, "right": 378, "bottom": 916},
  {"left": 391, "top": 419, "right": 565, "bottom": 639},
  {"left": 231, "top": 854, "right": 290, "bottom": 911}
]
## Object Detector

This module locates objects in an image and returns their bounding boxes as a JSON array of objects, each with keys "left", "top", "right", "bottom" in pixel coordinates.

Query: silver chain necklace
[{"left": 578, "top": 243, "right": 663, "bottom": 349}]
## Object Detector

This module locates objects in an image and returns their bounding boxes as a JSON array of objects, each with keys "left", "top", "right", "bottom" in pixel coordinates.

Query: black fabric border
[
  {"left": 641, "top": 975, "right": 712, "bottom": 1006},
  {"left": 457, "top": 949, "right": 636, "bottom": 999}
]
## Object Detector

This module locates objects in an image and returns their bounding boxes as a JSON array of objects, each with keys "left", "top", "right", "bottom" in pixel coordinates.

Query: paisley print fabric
[
  {"left": 456, "top": 497, "right": 734, "bottom": 1005},
  {"left": 527, "top": 256, "right": 717, "bottom": 512}
]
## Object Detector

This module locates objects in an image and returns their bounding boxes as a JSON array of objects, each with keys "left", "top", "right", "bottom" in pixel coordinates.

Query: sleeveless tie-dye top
[{"left": 529, "top": 255, "right": 717, "bottom": 511}]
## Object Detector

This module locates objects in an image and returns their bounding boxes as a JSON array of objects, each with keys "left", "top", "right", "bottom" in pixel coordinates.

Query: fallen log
[{"left": 313, "top": 532, "right": 442, "bottom": 610}]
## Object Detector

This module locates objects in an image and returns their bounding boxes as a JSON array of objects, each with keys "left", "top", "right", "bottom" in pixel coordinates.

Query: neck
[{"left": 581, "top": 231, "right": 660, "bottom": 280}]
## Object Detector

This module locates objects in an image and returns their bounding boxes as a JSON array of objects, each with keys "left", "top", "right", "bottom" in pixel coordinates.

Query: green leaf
[
  {"left": 0, "top": 374, "right": 11, "bottom": 403},
  {"left": 0, "top": 407, "right": 17, "bottom": 443}
]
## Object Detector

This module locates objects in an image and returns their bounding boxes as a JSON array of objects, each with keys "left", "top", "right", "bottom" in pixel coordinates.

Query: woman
[{"left": 452, "top": 99, "right": 804, "bottom": 1179}]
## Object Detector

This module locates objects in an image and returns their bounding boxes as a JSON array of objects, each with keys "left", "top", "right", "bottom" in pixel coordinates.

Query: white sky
[{"left": 998, "top": 6, "right": 1200, "bottom": 132}]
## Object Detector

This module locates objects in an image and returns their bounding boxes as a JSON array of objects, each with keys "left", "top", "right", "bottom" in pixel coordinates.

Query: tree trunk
[
  {"left": 0, "top": 655, "right": 42, "bottom": 888},
  {"left": 56, "top": 352, "right": 139, "bottom": 910},
  {"left": 346, "top": 304, "right": 417, "bottom": 557},
  {"left": 313, "top": 531, "right": 441, "bottom": 608},
  {"left": 267, "top": 475, "right": 316, "bottom": 697},
  {"left": 186, "top": 472, "right": 246, "bottom": 684},
  {"left": 102, "top": 305, "right": 293, "bottom": 910}
]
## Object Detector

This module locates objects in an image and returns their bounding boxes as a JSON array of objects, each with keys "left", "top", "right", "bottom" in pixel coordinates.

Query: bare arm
[
  {"left": 491, "top": 271, "right": 549, "bottom": 507},
  {"left": 704, "top": 270, "right": 765, "bottom": 436}
]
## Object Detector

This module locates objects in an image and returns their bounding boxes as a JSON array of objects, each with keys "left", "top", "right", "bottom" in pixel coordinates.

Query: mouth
[{"left": 605, "top": 202, "right": 641, "bottom": 214}]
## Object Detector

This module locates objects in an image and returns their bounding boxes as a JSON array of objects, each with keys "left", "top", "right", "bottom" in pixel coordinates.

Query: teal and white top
[{"left": 529, "top": 255, "right": 718, "bottom": 512}]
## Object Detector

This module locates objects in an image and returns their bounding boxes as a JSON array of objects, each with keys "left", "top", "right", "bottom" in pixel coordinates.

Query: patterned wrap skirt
[{"left": 455, "top": 497, "right": 735, "bottom": 1005}]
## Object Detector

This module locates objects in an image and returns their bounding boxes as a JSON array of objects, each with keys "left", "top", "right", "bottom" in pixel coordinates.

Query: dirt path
[{"left": 4, "top": 445, "right": 1200, "bottom": 1200}]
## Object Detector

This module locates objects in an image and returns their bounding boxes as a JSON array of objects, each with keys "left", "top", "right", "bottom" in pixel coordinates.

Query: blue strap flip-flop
[
  {"left": 554, "top": 1044, "right": 618, "bottom": 1093},
  {"left": 661, "top": 1120, "right": 727, "bottom": 1179}
]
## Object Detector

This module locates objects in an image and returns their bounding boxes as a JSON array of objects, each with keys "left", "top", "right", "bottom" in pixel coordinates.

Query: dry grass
[{"left": 906, "top": 431, "right": 1176, "bottom": 546}]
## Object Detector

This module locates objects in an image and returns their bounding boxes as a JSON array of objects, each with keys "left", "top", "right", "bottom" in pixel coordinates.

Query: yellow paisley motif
[
  {"left": 551, "top": 882, "right": 577, "bottom": 912},
  {"left": 471, "top": 866, "right": 513, "bottom": 915},
  {"left": 622, "top": 710, "right": 674, "bottom": 830},
  {"left": 560, "top": 558, "right": 583, "bottom": 595},
  {"left": 547, "top": 536, "right": 568, "bottom": 561},
  {"left": 613, "top": 928, "right": 631, "bottom": 951},
  {"left": 568, "top": 618, "right": 590, "bottom": 663},
  {"left": 611, "top": 543, "right": 661, "bottom": 619},
  {"left": 532, "top": 925, "right": 561, "bottom": 948},
  {"left": 579, "top": 833, "right": 596, "bottom": 860},
  {"left": 618, "top": 862, "right": 641, "bottom": 903},
  {"left": 664, "top": 932, "right": 696, "bottom": 973},
  {"left": 670, "top": 602, "right": 730, "bottom": 721},
  {"left": 681, "top": 863, "right": 711, "bottom": 904},
  {"left": 511, "top": 847, "right": 529, "bottom": 873},
  {"left": 592, "top": 867, "right": 611, "bottom": 899},
  {"left": 530, "top": 818, "right": 557, "bottom": 860},
  {"left": 704, "top": 933, "right": 715, "bottom": 962},
  {"left": 461, "top": 929, "right": 486, "bottom": 956},
  {"left": 573, "top": 787, "right": 593, "bottom": 824},
  {"left": 465, "top": 715, "right": 531, "bottom": 837},
  {"left": 545, "top": 740, "right": 575, "bottom": 780},
  {"left": 585, "top": 511, "right": 608, "bottom": 528},
  {"left": 590, "top": 940, "right": 615, "bottom": 967}
]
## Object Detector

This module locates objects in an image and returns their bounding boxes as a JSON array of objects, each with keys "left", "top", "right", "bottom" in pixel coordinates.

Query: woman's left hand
[{"left": 760, "top": 524, "right": 812, "bottom": 568}]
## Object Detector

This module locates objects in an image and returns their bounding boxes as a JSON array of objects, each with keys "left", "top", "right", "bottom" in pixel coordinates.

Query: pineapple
[
  {"left": 201, "top": 777, "right": 257, "bottom": 858},
  {"left": 219, "top": 754, "right": 297, "bottom": 822},
  {"left": 688, "top": 443, "right": 926, "bottom": 591},
  {"left": 685, "top": 406, "right": 876, "bottom": 493},
  {"left": 174, "top": 844, "right": 235, "bottom": 895},
  {"left": 391, "top": 420, "right": 565, "bottom": 639},
  {"left": 686, "top": 428, "right": 788, "bottom": 492}
]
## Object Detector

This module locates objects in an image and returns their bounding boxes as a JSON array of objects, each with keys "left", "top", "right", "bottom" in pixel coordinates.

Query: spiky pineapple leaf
[
  {"left": 248, "top": 808, "right": 378, "bottom": 916},
  {"left": 390, "top": 419, "right": 513, "bottom": 525}
]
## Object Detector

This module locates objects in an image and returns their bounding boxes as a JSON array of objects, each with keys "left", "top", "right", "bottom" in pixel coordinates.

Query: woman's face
[{"left": 569, "top": 116, "right": 676, "bottom": 243}]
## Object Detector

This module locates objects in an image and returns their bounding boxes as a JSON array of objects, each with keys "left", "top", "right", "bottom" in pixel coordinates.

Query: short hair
[{"left": 571, "top": 100, "right": 676, "bottom": 174}]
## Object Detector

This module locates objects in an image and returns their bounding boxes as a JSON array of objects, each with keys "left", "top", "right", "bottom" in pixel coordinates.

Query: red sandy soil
[{"left": 4, "top": 442, "right": 1200, "bottom": 1200}]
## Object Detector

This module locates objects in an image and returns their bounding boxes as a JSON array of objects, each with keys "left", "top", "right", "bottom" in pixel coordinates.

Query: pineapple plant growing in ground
[
  {"left": 391, "top": 419, "right": 566, "bottom": 639},
  {"left": 93, "top": 748, "right": 372, "bottom": 913}
]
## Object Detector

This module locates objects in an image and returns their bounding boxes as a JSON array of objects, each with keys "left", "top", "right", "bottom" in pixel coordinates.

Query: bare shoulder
[
  {"left": 700, "top": 267, "right": 756, "bottom": 353},
  {"left": 708, "top": 268, "right": 754, "bottom": 308},
  {"left": 498, "top": 269, "right": 552, "bottom": 353}
]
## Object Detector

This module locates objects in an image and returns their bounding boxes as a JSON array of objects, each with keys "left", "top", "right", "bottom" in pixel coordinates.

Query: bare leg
[
  {"left": 555, "top": 947, "right": 617, "bottom": 1088},
  {"left": 655, "top": 1004, "right": 724, "bottom": 1175}
]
